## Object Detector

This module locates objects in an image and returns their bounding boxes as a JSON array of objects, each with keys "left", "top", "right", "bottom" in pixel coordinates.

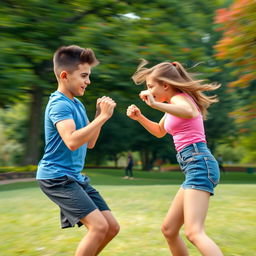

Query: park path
[{"left": 0, "top": 178, "right": 35, "bottom": 185}]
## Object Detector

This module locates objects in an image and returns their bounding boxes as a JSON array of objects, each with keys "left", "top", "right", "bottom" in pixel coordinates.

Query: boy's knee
[
  {"left": 106, "top": 221, "right": 120, "bottom": 239},
  {"left": 111, "top": 222, "right": 120, "bottom": 237},
  {"left": 92, "top": 220, "right": 109, "bottom": 237}
]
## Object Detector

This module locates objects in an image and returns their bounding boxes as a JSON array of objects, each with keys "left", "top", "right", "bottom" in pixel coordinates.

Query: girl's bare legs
[
  {"left": 75, "top": 209, "right": 119, "bottom": 256},
  {"left": 183, "top": 189, "right": 223, "bottom": 256},
  {"left": 161, "top": 188, "right": 189, "bottom": 256}
]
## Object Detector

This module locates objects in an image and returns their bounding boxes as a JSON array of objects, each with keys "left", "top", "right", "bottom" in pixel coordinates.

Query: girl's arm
[
  {"left": 127, "top": 104, "right": 166, "bottom": 138},
  {"left": 140, "top": 90, "right": 198, "bottom": 119}
]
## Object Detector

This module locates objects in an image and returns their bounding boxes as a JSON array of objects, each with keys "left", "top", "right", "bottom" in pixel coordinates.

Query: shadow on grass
[{"left": 0, "top": 169, "right": 255, "bottom": 192}]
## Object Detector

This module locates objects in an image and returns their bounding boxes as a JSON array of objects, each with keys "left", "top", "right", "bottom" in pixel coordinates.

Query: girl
[{"left": 127, "top": 60, "right": 223, "bottom": 256}]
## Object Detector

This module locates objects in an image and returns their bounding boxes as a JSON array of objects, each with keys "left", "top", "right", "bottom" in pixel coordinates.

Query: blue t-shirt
[{"left": 37, "top": 91, "right": 89, "bottom": 182}]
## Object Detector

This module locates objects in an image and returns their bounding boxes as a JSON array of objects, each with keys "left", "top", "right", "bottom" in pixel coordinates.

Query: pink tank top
[{"left": 164, "top": 93, "right": 206, "bottom": 152}]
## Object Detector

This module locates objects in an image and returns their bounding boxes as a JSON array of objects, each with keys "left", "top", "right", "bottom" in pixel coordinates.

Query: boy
[{"left": 37, "top": 45, "right": 119, "bottom": 256}]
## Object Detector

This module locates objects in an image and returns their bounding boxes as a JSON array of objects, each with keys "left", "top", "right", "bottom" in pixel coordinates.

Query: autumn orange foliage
[{"left": 214, "top": 0, "right": 256, "bottom": 88}]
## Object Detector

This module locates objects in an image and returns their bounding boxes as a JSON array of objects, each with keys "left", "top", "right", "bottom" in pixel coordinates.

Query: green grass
[
  {"left": 0, "top": 170, "right": 255, "bottom": 255},
  {"left": 0, "top": 169, "right": 255, "bottom": 192}
]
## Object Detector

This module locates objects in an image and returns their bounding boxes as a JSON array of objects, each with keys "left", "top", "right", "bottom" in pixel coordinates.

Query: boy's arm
[
  {"left": 56, "top": 115, "right": 107, "bottom": 151},
  {"left": 87, "top": 96, "right": 109, "bottom": 149},
  {"left": 57, "top": 98, "right": 116, "bottom": 151},
  {"left": 127, "top": 104, "right": 166, "bottom": 138},
  {"left": 87, "top": 125, "right": 101, "bottom": 149},
  {"left": 86, "top": 111, "right": 102, "bottom": 149}
]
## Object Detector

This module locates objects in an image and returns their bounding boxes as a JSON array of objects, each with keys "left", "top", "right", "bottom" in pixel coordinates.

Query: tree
[
  {"left": 215, "top": 0, "right": 256, "bottom": 88},
  {"left": 0, "top": 0, "right": 234, "bottom": 167},
  {"left": 0, "top": 0, "right": 133, "bottom": 164},
  {"left": 117, "top": 0, "right": 236, "bottom": 167},
  {"left": 0, "top": 103, "right": 28, "bottom": 165},
  {"left": 214, "top": 0, "right": 256, "bottom": 132}
]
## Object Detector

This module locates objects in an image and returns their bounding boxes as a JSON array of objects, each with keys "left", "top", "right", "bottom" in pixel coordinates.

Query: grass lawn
[{"left": 0, "top": 169, "right": 255, "bottom": 255}]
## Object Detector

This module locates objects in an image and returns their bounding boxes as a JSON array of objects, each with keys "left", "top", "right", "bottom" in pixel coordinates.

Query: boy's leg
[
  {"left": 76, "top": 209, "right": 109, "bottom": 256},
  {"left": 39, "top": 177, "right": 118, "bottom": 256},
  {"left": 84, "top": 183, "right": 119, "bottom": 255},
  {"left": 95, "top": 210, "right": 120, "bottom": 255},
  {"left": 183, "top": 189, "right": 223, "bottom": 256},
  {"left": 161, "top": 188, "right": 189, "bottom": 256}
]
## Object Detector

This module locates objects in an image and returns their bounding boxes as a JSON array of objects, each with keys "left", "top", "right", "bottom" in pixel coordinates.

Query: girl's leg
[
  {"left": 76, "top": 209, "right": 109, "bottom": 256},
  {"left": 161, "top": 188, "right": 189, "bottom": 256},
  {"left": 183, "top": 189, "right": 223, "bottom": 256},
  {"left": 96, "top": 210, "right": 120, "bottom": 255}
]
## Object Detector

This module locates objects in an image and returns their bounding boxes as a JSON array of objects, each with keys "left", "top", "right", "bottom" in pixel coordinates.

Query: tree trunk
[
  {"left": 114, "top": 155, "right": 118, "bottom": 168},
  {"left": 140, "top": 148, "right": 151, "bottom": 171},
  {"left": 23, "top": 87, "right": 43, "bottom": 165}
]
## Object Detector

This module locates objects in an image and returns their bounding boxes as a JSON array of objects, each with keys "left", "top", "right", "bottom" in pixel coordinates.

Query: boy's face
[{"left": 61, "top": 63, "right": 91, "bottom": 98}]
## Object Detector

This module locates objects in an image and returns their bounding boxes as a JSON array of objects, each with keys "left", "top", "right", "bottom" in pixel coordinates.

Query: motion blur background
[{"left": 0, "top": 0, "right": 255, "bottom": 169}]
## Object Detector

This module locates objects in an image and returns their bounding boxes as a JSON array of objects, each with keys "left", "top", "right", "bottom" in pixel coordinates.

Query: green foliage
[
  {"left": 0, "top": 165, "right": 37, "bottom": 173},
  {"left": 214, "top": 0, "right": 256, "bottom": 133},
  {"left": 0, "top": 0, "right": 249, "bottom": 167},
  {"left": 215, "top": 143, "right": 246, "bottom": 164},
  {"left": 0, "top": 103, "right": 28, "bottom": 165},
  {"left": 238, "top": 132, "right": 256, "bottom": 164},
  {"left": 215, "top": 0, "right": 256, "bottom": 88}
]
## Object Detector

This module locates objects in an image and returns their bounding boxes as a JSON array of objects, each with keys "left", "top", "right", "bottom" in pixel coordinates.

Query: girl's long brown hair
[{"left": 132, "top": 59, "right": 220, "bottom": 119}]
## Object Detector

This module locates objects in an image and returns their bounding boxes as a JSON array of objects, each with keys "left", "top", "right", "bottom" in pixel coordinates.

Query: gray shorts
[{"left": 38, "top": 175, "right": 110, "bottom": 228}]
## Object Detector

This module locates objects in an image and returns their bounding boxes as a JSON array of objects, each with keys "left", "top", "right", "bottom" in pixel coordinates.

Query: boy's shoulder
[
  {"left": 46, "top": 91, "right": 72, "bottom": 113},
  {"left": 49, "top": 91, "right": 68, "bottom": 102},
  {"left": 48, "top": 91, "right": 73, "bottom": 107},
  {"left": 47, "top": 91, "right": 85, "bottom": 112}
]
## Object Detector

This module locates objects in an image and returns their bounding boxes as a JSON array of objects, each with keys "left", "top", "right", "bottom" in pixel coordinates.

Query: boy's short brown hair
[{"left": 53, "top": 45, "right": 99, "bottom": 78}]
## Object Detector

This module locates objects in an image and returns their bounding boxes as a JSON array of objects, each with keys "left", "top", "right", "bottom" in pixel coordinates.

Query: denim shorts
[
  {"left": 176, "top": 142, "right": 220, "bottom": 195},
  {"left": 38, "top": 175, "right": 110, "bottom": 228}
]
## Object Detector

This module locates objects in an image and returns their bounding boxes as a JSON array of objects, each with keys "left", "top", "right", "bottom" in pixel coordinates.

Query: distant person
[
  {"left": 36, "top": 45, "right": 119, "bottom": 256},
  {"left": 123, "top": 152, "right": 134, "bottom": 179},
  {"left": 217, "top": 154, "right": 226, "bottom": 173},
  {"left": 127, "top": 60, "right": 223, "bottom": 255}
]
